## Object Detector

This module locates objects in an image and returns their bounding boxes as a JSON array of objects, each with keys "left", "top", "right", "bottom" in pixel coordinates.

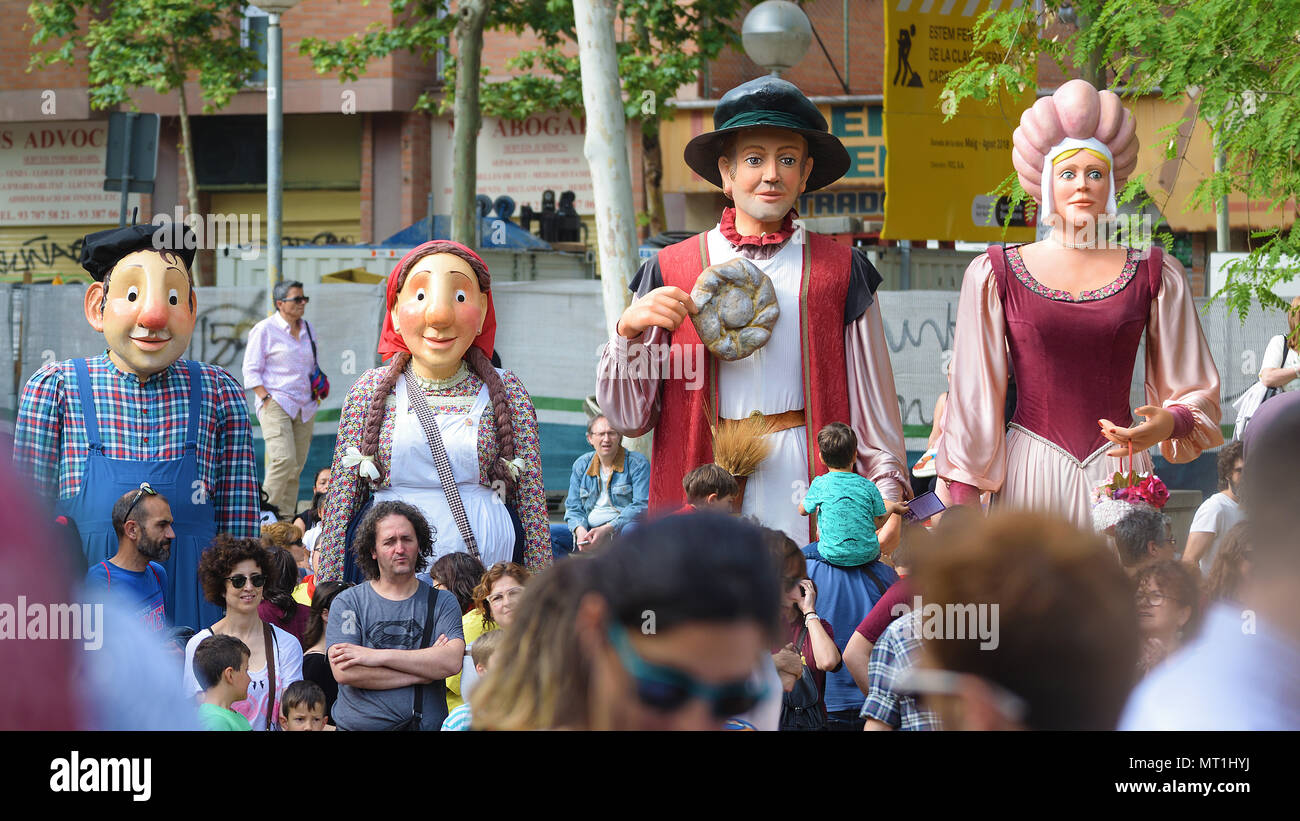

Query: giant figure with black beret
[
  {"left": 597, "top": 78, "right": 910, "bottom": 547},
  {"left": 13, "top": 223, "right": 260, "bottom": 630}
]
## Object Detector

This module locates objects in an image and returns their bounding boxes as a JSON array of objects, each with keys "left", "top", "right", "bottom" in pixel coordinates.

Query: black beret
[{"left": 79, "top": 223, "right": 197, "bottom": 282}]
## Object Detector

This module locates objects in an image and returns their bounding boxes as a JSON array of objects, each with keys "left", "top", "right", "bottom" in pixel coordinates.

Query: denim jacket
[{"left": 564, "top": 448, "right": 650, "bottom": 533}]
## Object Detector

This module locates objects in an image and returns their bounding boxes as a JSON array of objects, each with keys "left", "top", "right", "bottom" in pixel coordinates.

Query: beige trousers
[{"left": 258, "top": 397, "right": 315, "bottom": 522}]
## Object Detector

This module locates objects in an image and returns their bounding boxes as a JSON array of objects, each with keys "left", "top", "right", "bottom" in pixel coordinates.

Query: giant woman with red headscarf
[{"left": 315, "top": 241, "right": 551, "bottom": 579}]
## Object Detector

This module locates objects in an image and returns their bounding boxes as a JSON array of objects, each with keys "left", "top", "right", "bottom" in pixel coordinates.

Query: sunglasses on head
[
  {"left": 605, "top": 623, "right": 768, "bottom": 720},
  {"left": 123, "top": 482, "right": 157, "bottom": 519},
  {"left": 226, "top": 573, "right": 267, "bottom": 589}
]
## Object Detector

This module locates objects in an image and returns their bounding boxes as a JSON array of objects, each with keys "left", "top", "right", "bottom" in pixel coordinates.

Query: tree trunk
[
  {"left": 642, "top": 120, "right": 665, "bottom": 237},
  {"left": 176, "top": 79, "right": 204, "bottom": 284},
  {"left": 451, "top": 0, "right": 491, "bottom": 247},
  {"left": 573, "top": 0, "right": 637, "bottom": 341}
]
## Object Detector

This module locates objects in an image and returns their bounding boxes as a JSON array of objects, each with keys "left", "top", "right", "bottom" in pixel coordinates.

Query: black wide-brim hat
[
  {"left": 79, "top": 223, "right": 197, "bottom": 282},
  {"left": 684, "top": 77, "right": 851, "bottom": 192}
]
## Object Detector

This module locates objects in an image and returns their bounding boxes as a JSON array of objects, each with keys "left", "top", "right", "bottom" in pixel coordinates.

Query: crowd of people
[{"left": 5, "top": 74, "right": 1298, "bottom": 733}]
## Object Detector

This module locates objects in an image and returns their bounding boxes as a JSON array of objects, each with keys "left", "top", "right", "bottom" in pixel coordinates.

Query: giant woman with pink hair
[
  {"left": 314, "top": 241, "right": 551, "bottom": 579},
  {"left": 937, "top": 80, "right": 1223, "bottom": 526}
]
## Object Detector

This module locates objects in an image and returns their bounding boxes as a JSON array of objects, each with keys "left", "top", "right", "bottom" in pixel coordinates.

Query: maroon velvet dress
[{"left": 937, "top": 244, "right": 1223, "bottom": 527}]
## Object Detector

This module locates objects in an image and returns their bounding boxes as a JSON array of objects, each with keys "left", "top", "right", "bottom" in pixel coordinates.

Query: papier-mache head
[{"left": 1012, "top": 79, "right": 1139, "bottom": 219}]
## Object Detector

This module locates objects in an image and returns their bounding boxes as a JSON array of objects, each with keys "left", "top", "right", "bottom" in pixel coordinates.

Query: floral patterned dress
[{"left": 315, "top": 365, "right": 550, "bottom": 579}]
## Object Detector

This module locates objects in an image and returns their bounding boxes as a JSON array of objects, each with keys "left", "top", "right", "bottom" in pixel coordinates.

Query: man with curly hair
[{"left": 325, "top": 500, "right": 465, "bottom": 730}]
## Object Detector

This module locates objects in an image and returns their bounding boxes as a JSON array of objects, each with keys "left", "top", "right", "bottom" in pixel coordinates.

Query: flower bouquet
[{"left": 1091, "top": 442, "right": 1170, "bottom": 509}]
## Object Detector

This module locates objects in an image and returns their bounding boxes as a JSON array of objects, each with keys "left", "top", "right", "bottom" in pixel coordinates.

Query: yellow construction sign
[{"left": 882, "top": 0, "right": 1036, "bottom": 242}]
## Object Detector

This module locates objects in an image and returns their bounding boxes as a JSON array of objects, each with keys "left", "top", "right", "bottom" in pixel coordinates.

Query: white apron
[{"left": 375, "top": 374, "right": 515, "bottom": 567}]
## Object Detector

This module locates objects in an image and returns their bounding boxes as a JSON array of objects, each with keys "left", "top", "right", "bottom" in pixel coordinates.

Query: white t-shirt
[
  {"left": 1260, "top": 335, "right": 1300, "bottom": 390},
  {"left": 1188, "top": 492, "right": 1244, "bottom": 572},
  {"left": 587, "top": 465, "right": 621, "bottom": 528}
]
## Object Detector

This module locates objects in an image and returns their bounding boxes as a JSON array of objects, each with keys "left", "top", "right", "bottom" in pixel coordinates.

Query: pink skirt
[{"left": 996, "top": 424, "right": 1154, "bottom": 529}]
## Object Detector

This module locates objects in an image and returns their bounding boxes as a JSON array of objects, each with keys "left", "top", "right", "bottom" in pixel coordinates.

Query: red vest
[{"left": 651, "top": 231, "right": 853, "bottom": 540}]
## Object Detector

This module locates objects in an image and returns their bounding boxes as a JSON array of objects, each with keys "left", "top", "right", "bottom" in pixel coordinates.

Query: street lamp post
[
  {"left": 259, "top": 1, "right": 300, "bottom": 311},
  {"left": 741, "top": 1, "right": 812, "bottom": 77}
]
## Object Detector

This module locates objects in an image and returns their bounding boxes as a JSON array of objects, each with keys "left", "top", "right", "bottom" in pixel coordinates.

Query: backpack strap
[{"left": 411, "top": 584, "right": 439, "bottom": 729}]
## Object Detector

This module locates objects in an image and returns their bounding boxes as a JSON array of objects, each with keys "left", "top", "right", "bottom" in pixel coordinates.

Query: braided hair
[{"left": 358, "top": 242, "right": 519, "bottom": 502}]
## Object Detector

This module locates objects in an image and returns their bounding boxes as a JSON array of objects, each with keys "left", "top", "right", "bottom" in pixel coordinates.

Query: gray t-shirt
[{"left": 325, "top": 580, "right": 464, "bottom": 731}]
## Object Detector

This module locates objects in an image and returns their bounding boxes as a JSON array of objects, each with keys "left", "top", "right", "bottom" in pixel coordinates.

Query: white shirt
[
  {"left": 1120, "top": 603, "right": 1300, "bottom": 730},
  {"left": 243, "top": 313, "right": 320, "bottom": 423},
  {"left": 709, "top": 226, "right": 811, "bottom": 546},
  {"left": 1261, "top": 334, "right": 1300, "bottom": 391},
  {"left": 1188, "top": 492, "right": 1244, "bottom": 572}
]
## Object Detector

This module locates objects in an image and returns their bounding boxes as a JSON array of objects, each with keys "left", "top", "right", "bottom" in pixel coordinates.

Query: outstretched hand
[
  {"left": 1098, "top": 405, "right": 1175, "bottom": 458},
  {"left": 616, "top": 286, "right": 699, "bottom": 339}
]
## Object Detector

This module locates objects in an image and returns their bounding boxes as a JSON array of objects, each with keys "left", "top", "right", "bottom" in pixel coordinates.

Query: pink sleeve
[
  {"left": 936, "top": 254, "right": 1009, "bottom": 493},
  {"left": 1145, "top": 255, "right": 1224, "bottom": 463},
  {"left": 595, "top": 328, "right": 667, "bottom": 436},
  {"left": 846, "top": 300, "right": 910, "bottom": 502}
]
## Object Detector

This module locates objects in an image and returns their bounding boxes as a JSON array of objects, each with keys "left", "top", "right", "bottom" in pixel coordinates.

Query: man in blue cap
[{"left": 13, "top": 221, "right": 259, "bottom": 631}]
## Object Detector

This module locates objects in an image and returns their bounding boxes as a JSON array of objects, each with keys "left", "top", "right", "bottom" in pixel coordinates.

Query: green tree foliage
[
  {"left": 940, "top": 0, "right": 1300, "bottom": 317},
  {"left": 301, "top": 0, "right": 744, "bottom": 236},
  {"left": 28, "top": 0, "right": 262, "bottom": 284},
  {"left": 28, "top": 0, "right": 260, "bottom": 112}
]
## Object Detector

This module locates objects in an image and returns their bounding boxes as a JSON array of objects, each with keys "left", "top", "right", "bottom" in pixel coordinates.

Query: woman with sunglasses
[
  {"left": 583, "top": 514, "right": 780, "bottom": 730},
  {"left": 182, "top": 535, "right": 304, "bottom": 730},
  {"left": 475, "top": 515, "right": 780, "bottom": 730},
  {"left": 1135, "top": 559, "right": 1203, "bottom": 676}
]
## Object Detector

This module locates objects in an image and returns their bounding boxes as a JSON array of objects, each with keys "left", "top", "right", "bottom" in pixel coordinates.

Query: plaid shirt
[
  {"left": 13, "top": 352, "right": 259, "bottom": 538},
  {"left": 860, "top": 611, "right": 943, "bottom": 731}
]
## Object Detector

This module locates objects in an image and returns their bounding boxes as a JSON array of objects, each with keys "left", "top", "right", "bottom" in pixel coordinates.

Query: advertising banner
[{"left": 882, "top": 0, "right": 1036, "bottom": 241}]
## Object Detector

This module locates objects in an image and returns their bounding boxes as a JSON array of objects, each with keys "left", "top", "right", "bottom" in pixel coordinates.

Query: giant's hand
[
  {"left": 1098, "top": 405, "right": 1176, "bottom": 458},
  {"left": 616, "top": 286, "right": 699, "bottom": 339}
]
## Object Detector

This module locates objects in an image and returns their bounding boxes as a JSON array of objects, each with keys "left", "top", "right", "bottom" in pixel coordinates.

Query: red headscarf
[{"left": 377, "top": 240, "right": 498, "bottom": 363}]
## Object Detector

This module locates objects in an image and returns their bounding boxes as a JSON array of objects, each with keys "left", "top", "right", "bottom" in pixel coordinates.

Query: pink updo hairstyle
[{"left": 1012, "top": 79, "right": 1140, "bottom": 203}]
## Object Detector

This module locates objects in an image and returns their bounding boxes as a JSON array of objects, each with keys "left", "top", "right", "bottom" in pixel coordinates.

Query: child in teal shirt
[
  {"left": 798, "top": 422, "right": 908, "bottom": 566},
  {"left": 193, "top": 634, "right": 254, "bottom": 731}
]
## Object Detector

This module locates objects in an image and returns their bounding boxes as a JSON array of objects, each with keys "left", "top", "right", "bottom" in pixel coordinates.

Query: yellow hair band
[{"left": 1051, "top": 146, "right": 1110, "bottom": 168}]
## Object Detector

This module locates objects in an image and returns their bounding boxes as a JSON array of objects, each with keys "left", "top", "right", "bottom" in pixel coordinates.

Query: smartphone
[{"left": 903, "top": 490, "right": 946, "bottom": 523}]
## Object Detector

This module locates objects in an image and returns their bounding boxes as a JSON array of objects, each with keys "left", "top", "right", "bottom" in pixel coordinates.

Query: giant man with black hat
[
  {"left": 13, "top": 221, "right": 260, "bottom": 631},
  {"left": 597, "top": 77, "right": 910, "bottom": 547}
]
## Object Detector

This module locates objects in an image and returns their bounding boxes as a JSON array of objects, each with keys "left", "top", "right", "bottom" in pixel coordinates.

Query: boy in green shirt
[
  {"left": 193, "top": 634, "right": 253, "bottom": 731},
  {"left": 798, "top": 422, "right": 908, "bottom": 565}
]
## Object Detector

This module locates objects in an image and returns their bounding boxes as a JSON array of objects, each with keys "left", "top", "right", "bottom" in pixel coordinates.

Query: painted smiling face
[
  {"left": 84, "top": 249, "right": 196, "bottom": 380},
  {"left": 718, "top": 126, "right": 813, "bottom": 229},
  {"left": 1050, "top": 149, "right": 1111, "bottom": 233},
  {"left": 390, "top": 252, "right": 488, "bottom": 380}
]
